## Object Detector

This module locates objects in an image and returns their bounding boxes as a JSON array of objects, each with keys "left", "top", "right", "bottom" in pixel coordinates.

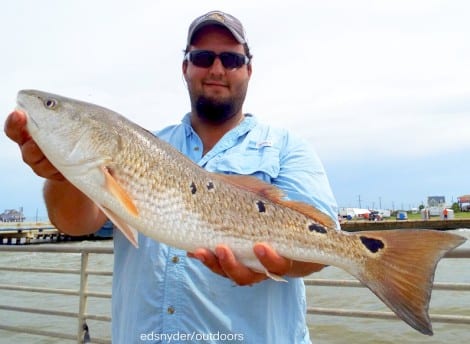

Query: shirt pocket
[{"left": 212, "top": 145, "right": 281, "bottom": 182}]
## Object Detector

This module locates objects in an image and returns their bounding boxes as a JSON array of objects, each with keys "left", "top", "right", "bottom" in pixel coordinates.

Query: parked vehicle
[
  {"left": 396, "top": 211, "right": 408, "bottom": 220},
  {"left": 368, "top": 211, "right": 382, "bottom": 221}
]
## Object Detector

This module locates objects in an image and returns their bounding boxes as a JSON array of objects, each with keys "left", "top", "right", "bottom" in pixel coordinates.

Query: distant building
[
  {"left": 427, "top": 196, "right": 445, "bottom": 207},
  {"left": 458, "top": 195, "right": 470, "bottom": 211},
  {"left": 0, "top": 208, "right": 25, "bottom": 222},
  {"left": 426, "top": 196, "right": 446, "bottom": 216}
]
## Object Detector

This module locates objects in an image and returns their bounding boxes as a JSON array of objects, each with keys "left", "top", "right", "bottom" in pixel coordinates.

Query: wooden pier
[
  {"left": 0, "top": 218, "right": 468, "bottom": 245},
  {"left": 341, "top": 218, "right": 470, "bottom": 232},
  {"left": 0, "top": 221, "right": 113, "bottom": 245},
  {"left": 0, "top": 222, "right": 65, "bottom": 245}
]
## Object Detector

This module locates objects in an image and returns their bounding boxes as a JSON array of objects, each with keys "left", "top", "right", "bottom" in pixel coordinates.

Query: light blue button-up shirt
[{"left": 112, "top": 114, "right": 338, "bottom": 343}]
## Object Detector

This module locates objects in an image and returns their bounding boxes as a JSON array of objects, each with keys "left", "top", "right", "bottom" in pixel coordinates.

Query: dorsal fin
[
  {"left": 277, "top": 199, "right": 337, "bottom": 228},
  {"left": 216, "top": 174, "right": 284, "bottom": 200},
  {"left": 216, "top": 173, "right": 336, "bottom": 229}
]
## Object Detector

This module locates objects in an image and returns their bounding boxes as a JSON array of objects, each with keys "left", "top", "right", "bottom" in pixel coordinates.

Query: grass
[
  {"left": 453, "top": 212, "right": 470, "bottom": 219},
  {"left": 395, "top": 211, "right": 470, "bottom": 221}
]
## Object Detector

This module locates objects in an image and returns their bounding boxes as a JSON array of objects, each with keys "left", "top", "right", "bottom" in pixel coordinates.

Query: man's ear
[{"left": 182, "top": 60, "right": 189, "bottom": 81}]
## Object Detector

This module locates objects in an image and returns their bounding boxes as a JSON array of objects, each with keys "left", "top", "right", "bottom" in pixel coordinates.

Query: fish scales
[
  {"left": 15, "top": 89, "right": 466, "bottom": 336},
  {"left": 111, "top": 128, "right": 326, "bottom": 253}
]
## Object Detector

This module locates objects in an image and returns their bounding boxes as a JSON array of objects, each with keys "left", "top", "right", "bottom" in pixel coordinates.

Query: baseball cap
[{"left": 187, "top": 10, "right": 247, "bottom": 45}]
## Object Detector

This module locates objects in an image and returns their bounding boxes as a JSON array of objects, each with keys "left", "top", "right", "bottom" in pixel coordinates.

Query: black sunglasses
[{"left": 185, "top": 50, "right": 250, "bottom": 69}]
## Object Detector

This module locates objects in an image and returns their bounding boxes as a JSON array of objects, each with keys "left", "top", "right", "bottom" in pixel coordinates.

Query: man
[{"left": 5, "top": 10, "right": 338, "bottom": 343}]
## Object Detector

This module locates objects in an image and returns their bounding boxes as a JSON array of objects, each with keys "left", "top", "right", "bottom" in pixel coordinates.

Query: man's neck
[{"left": 191, "top": 112, "right": 244, "bottom": 155}]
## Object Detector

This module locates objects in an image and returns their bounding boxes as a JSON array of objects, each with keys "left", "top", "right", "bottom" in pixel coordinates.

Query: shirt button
[
  {"left": 194, "top": 146, "right": 200, "bottom": 151},
  {"left": 172, "top": 256, "right": 179, "bottom": 263},
  {"left": 167, "top": 306, "right": 175, "bottom": 314}
]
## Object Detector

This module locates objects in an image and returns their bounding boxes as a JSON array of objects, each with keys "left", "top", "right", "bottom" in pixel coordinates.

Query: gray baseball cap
[{"left": 187, "top": 10, "right": 247, "bottom": 45}]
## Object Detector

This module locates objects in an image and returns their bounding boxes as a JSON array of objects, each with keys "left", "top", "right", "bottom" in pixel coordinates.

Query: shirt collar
[
  {"left": 181, "top": 113, "right": 257, "bottom": 166},
  {"left": 181, "top": 113, "right": 257, "bottom": 139}
]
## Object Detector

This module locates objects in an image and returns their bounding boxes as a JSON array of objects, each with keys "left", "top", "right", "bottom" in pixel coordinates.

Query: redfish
[{"left": 15, "top": 89, "right": 466, "bottom": 335}]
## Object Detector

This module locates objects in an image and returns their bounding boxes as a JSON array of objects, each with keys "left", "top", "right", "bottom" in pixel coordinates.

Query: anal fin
[
  {"left": 240, "top": 254, "right": 288, "bottom": 282},
  {"left": 265, "top": 270, "right": 287, "bottom": 283}
]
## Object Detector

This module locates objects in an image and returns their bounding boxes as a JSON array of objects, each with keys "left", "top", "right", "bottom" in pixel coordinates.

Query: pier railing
[
  {"left": 0, "top": 245, "right": 113, "bottom": 344},
  {"left": 0, "top": 245, "right": 468, "bottom": 343},
  {"left": 305, "top": 248, "right": 470, "bottom": 326}
]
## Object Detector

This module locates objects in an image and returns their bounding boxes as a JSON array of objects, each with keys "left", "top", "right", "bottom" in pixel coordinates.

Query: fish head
[{"left": 16, "top": 89, "right": 121, "bottom": 170}]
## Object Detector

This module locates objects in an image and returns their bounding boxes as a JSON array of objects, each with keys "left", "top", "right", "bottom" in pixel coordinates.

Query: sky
[{"left": 1, "top": 0, "right": 469, "bottom": 220}]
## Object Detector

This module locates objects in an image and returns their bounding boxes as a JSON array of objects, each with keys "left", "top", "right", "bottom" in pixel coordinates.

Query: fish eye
[{"left": 44, "top": 98, "right": 58, "bottom": 109}]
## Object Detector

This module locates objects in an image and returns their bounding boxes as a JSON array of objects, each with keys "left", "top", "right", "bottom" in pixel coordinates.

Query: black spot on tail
[
  {"left": 190, "top": 182, "right": 197, "bottom": 195},
  {"left": 360, "top": 236, "right": 385, "bottom": 253},
  {"left": 256, "top": 200, "right": 266, "bottom": 213},
  {"left": 206, "top": 181, "right": 214, "bottom": 190},
  {"left": 308, "top": 223, "right": 327, "bottom": 234}
]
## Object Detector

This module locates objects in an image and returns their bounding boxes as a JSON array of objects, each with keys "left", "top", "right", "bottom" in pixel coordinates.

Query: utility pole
[{"left": 358, "top": 195, "right": 362, "bottom": 208}]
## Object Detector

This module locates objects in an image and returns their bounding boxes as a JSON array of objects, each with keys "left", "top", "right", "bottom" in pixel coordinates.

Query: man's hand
[
  {"left": 4, "top": 110, "right": 106, "bottom": 235},
  {"left": 189, "top": 242, "right": 325, "bottom": 286},
  {"left": 4, "top": 110, "right": 64, "bottom": 180}
]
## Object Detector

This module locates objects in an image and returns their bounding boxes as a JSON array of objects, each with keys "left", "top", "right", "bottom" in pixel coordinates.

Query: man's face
[{"left": 183, "top": 25, "right": 252, "bottom": 123}]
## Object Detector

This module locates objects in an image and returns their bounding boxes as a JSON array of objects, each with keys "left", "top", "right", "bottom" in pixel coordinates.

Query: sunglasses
[{"left": 185, "top": 50, "right": 250, "bottom": 69}]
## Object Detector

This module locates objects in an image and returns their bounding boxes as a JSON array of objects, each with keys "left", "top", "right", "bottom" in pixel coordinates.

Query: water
[
  {"left": 0, "top": 240, "right": 114, "bottom": 343},
  {"left": 308, "top": 228, "right": 470, "bottom": 343},
  {"left": 0, "top": 230, "right": 468, "bottom": 343}
]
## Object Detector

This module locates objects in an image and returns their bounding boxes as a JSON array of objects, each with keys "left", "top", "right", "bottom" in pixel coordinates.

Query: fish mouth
[{"left": 15, "top": 100, "right": 39, "bottom": 130}]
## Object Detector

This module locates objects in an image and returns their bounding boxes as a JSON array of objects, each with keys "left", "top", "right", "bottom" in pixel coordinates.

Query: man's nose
[{"left": 208, "top": 56, "right": 225, "bottom": 74}]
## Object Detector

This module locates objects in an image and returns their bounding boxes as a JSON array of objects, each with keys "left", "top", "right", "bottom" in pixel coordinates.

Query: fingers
[
  {"left": 188, "top": 243, "right": 292, "bottom": 286},
  {"left": 4, "top": 110, "right": 64, "bottom": 181},
  {"left": 189, "top": 246, "right": 267, "bottom": 285},
  {"left": 189, "top": 248, "right": 227, "bottom": 278},
  {"left": 4, "top": 110, "right": 30, "bottom": 145},
  {"left": 20, "top": 140, "right": 64, "bottom": 180},
  {"left": 215, "top": 245, "right": 267, "bottom": 286},
  {"left": 253, "top": 243, "right": 292, "bottom": 277}
]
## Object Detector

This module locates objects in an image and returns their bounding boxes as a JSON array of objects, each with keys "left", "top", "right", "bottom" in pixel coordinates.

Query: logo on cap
[{"left": 208, "top": 12, "right": 225, "bottom": 23}]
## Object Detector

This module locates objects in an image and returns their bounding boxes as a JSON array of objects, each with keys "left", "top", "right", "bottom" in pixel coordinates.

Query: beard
[
  {"left": 194, "top": 96, "right": 237, "bottom": 123},
  {"left": 190, "top": 86, "right": 248, "bottom": 124}
]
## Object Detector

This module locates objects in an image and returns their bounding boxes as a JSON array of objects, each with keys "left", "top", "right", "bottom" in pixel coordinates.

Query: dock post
[{"left": 77, "top": 252, "right": 89, "bottom": 343}]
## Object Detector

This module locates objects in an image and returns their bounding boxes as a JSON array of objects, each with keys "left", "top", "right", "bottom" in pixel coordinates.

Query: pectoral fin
[
  {"left": 102, "top": 166, "right": 138, "bottom": 216},
  {"left": 99, "top": 166, "right": 139, "bottom": 248},
  {"left": 100, "top": 206, "right": 139, "bottom": 248}
]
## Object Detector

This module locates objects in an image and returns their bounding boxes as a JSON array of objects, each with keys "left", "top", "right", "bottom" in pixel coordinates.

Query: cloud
[{"left": 1, "top": 0, "right": 469, "bottom": 213}]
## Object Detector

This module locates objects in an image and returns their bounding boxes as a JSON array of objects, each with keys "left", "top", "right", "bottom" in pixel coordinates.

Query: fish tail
[{"left": 350, "top": 229, "right": 465, "bottom": 335}]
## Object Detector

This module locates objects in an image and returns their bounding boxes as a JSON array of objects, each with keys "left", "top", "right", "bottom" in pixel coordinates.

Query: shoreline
[{"left": 341, "top": 218, "right": 470, "bottom": 231}]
